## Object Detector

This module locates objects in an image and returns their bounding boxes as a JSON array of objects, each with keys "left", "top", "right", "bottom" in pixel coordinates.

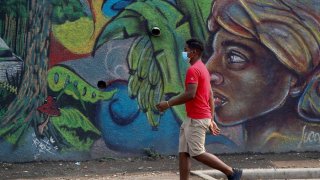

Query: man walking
[{"left": 156, "top": 39, "right": 242, "bottom": 180}]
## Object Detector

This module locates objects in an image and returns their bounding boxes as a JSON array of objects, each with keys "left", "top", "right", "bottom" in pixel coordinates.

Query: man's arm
[
  {"left": 156, "top": 83, "right": 197, "bottom": 112},
  {"left": 209, "top": 89, "right": 220, "bottom": 135}
]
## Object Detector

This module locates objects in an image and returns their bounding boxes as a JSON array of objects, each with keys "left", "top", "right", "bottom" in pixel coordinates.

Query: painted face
[{"left": 206, "top": 29, "right": 294, "bottom": 126}]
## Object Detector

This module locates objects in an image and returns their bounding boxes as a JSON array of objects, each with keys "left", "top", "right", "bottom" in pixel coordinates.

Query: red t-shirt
[{"left": 185, "top": 60, "right": 212, "bottom": 119}]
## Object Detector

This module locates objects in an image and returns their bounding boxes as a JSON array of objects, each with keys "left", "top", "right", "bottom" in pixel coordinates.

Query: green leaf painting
[
  {"left": 51, "top": 108, "right": 101, "bottom": 151},
  {"left": 96, "top": 0, "right": 191, "bottom": 95},
  {"left": 48, "top": 66, "right": 117, "bottom": 103},
  {"left": 0, "top": 109, "right": 29, "bottom": 145},
  {"left": 51, "top": 0, "right": 87, "bottom": 24},
  {"left": 95, "top": 0, "right": 191, "bottom": 126},
  {"left": 176, "top": 0, "right": 213, "bottom": 42}
]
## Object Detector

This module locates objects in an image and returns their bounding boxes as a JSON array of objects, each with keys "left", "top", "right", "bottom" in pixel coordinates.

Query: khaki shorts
[{"left": 179, "top": 117, "right": 211, "bottom": 157}]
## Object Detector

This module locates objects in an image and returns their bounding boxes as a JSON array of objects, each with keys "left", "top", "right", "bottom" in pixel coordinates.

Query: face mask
[{"left": 182, "top": 51, "right": 189, "bottom": 63}]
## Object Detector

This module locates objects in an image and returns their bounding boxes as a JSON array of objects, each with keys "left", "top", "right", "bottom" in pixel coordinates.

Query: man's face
[
  {"left": 206, "top": 29, "right": 294, "bottom": 125},
  {"left": 184, "top": 45, "right": 196, "bottom": 59}
]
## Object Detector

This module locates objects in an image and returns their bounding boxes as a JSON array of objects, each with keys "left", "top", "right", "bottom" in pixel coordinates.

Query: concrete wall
[{"left": 0, "top": 0, "right": 319, "bottom": 162}]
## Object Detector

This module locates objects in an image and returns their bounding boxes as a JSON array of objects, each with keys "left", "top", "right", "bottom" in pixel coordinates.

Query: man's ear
[
  {"left": 193, "top": 50, "right": 200, "bottom": 56},
  {"left": 289, "top": 75, "right": 305, "bottom": 97}
]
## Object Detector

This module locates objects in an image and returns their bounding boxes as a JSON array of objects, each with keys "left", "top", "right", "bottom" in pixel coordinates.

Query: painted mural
[{"left": 0, "top": 0, "right": 319, "bottom": 162}]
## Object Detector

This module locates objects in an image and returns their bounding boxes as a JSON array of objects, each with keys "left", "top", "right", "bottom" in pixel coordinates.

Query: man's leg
[
  {"left": 179, "top": 152, "right": 191, "bottom": 180},
  {"left": 193, "top": 152, "right": 233, "bottom": 176},
  {"left": 187, "top": 119, "right": 233, "bottom": 176},
  {"left": 179, "top": 118, "right": 192, "bottom": 180}
]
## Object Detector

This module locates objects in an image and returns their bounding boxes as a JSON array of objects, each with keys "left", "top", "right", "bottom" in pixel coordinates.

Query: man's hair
[{"left": 186, "top": 38, "right": 204, "bottom": 53}]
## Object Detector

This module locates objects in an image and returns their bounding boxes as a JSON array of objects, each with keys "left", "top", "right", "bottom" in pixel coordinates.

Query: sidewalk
[
  {"left": 192, "top": 168, "right": 320, "bottom": 180},
  {"left": 1, "top": 152, "right": 319, "bottom": 179}
]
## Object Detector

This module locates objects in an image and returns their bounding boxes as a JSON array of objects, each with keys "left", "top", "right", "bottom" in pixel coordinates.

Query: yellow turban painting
[{"left": 207, "top": 0, "right": 319, "bottom": 151}]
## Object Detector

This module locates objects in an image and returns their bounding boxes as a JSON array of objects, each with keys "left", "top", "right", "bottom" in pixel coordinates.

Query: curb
[{"left": 191, "top": 168, "right": 320, "bottom": 179}]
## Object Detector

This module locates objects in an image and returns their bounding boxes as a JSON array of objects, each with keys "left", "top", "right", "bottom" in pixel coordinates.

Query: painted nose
[{"left": 210, "top": 72, "right": 224, "bottom": 85}]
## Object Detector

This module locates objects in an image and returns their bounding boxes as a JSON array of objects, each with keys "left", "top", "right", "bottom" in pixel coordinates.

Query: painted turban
[{"left": 208, "top": 0, "right": 320, "bottom": 121}]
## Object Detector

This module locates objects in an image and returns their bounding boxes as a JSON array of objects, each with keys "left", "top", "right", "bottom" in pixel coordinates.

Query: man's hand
[
  {"left": 156, "top": 101, "right": 170, "bottom": 112},
  {"left": 209, "top": 120, "right": 220, "bottom": 136}
]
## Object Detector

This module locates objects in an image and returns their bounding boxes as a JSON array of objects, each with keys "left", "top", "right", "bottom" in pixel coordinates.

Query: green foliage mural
[
  {"left": 96, "top": 0, "right": 192, "bottom": 128},
  {"left": 0, "top": 109, "right": 29, "bottom": 145},
  {"left": 0, "top": 0, "right": 28, "bottom": 57},
  {"left": 176, "top": 0, "right": 212, "bottom": 42},
  {"left": 51, "top": 108, "right": 101, "bottom": 151},
  {"left": 51, "top": 0, "right": 88, "bottom": 24},
  {"left": 48, "top": 66, "right": 117, "bottom": 103}
]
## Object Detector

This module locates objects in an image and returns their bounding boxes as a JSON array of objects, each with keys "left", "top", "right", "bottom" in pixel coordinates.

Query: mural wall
[{"left": 0, "top": 0, "right": 319, "bottom": 162}]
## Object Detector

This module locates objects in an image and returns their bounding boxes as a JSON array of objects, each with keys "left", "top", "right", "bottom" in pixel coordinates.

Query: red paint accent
[
  {"left": 48, "top": 33, "right": 91, "bottom": 68},
  {"left": 37, "top": 96, "right": 61, "bottom": 116}
]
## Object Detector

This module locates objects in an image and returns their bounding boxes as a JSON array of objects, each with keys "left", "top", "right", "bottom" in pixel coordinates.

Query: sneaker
[{"left": 227, "top": 168, "right": 242, "bottom": 180}]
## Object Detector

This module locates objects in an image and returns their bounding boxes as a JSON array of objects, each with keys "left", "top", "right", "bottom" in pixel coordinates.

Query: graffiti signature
[
  {"left": 32, "top": 133, "right": 58, "bottom": 160},
  {"left": 298, "top": 125, "right": 320, "bottom": 148}
]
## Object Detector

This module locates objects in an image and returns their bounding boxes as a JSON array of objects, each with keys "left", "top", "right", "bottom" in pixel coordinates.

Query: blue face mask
[{"left": 182, "top": 51, "right": 189, "bottom": 62}]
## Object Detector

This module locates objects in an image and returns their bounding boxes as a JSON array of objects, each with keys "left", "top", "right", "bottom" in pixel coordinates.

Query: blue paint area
[
  {"left": 102, "top": 0, "right": 134, "bottom": 17},
  {"left": 97, "top": 81, "right": 239, "bottom": 155},
  {"left": 97, "top": 81, "right": 180, "bottom": 154},
  {"left": 102, "top": 0, "right": 176, "bottom": 17},
  {"left": 167, "top": 0, "right": 176, "bottom": 4}
]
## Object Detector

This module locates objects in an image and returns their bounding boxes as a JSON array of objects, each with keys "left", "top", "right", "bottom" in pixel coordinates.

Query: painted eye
[
  {"left": 226, "top": 50, "right": 249, "bottom": 70},
  {"left": 227, "top": 50, "right": 248, "bottom": 64}
]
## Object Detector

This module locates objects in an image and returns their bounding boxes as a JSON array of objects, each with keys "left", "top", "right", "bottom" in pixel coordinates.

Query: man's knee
[
  {"left": 179, "top": 152, "right": 190, "bottom": 158},
  {"left": 192, "top": 152, "right": 206, "bottom": 161}
]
